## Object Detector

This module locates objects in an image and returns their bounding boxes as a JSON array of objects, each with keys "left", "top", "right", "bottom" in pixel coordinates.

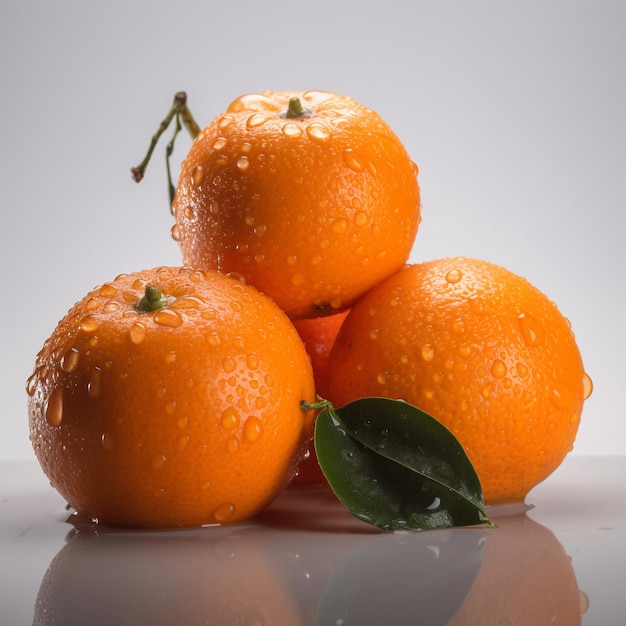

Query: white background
[{"left": 1, "top": 0, "right": 624, "bottom": 460}]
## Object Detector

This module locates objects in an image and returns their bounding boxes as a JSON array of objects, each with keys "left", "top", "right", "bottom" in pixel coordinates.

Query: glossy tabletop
[{"left": 2, "top": 456, "right": 625, "bottom": 625}]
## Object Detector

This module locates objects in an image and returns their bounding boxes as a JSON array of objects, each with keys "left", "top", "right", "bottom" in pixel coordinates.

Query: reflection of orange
[
  {"left": 291, "top": 310, "right": 349, "bottom": 484},
  {"left": 448, "top": 510, "right": 584, "bottom": 625},
  {"left": 327, "top": 258, "right": 591, "bottom": 503},
  {"left": 27, "top": 267, "right": 315, "bottom": 528},
  {"left": 172, "top": 90, "right": 421, "bottom": 319},
  {"left": 33, "top": 523, "right": 303, "bottom": 625}
]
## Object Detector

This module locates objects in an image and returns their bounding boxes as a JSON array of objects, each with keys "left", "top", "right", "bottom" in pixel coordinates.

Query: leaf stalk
[{"left": 130, "top": 91, "right": 201, "bottom": 212}]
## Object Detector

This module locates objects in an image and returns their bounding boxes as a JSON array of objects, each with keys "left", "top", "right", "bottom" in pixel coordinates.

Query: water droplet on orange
[
  {"left": 84, "top": 298, "right": 101, "bottom": 312},
  {"left": 213, "top": 502, "right": 235, "bottom": 522},
  {"left": 98, "top": 283, "right": 118, "bottom": 298},
  {"left": 583, "top": 372, "right": 593, "bottom": 400},
  {"left": 229, "top": 301, "right": 244, "bottom": 314},
  {"left": 236, "top": 156, "right": 249, "bottom": 171},
  {"left": 291, "top": 272, "right": 306, "bottom": 286},
  {"left": 282, "top": 122, "right": 303, "bottom": 137},
  {"left": 354, "top": 211, "right": 369, "bottom": 227},
  {"left": 551, "top": 384, "right": 575, "bottom": 410},
  {"left": 451, "top": 320, "right": 464, "bottom": 335},
  {"left": 171, "top": 296, "right": 205, "bottom": 311},
  {"left": 88, "top": 368, "right": 102, "bottom": 398},
  {"left": 377, "top": 372, "right": 387, "bottom": 385},
  {"left": 191, "top": 164, "right": 204, "bottom": 186},
  {"left": 421, "top": 344, "right": 435, "bottom": 362},
  {"left": 178, "top": 435, "right": 190, "bottom": 451},
  {"left": 25, "top": 372, "right": 38, "bottom": 396},
  {"left": 253, "top": 223, "right": 267, "bottom": 237},
  {"left": 80, "top": 316, "right": 100, "bottom": 333},
  {"left": 45, "top": 388, "right": 64, "bottom": 426},
  {"left": 343, "top": 149, "right": 364, "bottom": 172},
  {"left": 101, "top": 432, "right": 116, "bottom": 451},
  {"left": 189, "top": 270, "right": 204, "bottom": 283},
  {"left": 458, "top": 343, "right": 472, "bottom": 358},
  {"left": 154, "top": 308, "right": 183, "bottom": 328},
  {"left": 218, "top": 115, "right": 233, "bottom": 129},
  {"left": 243, "top": 416, "right": 264, "bottom": 443},
  {"left": 213, "top": 138, "right": 227, "bottom": 150},
  {"left": 60, "top": 348, "right": 80, "bottom": 373},
  {"left": 226, "top": 436, "right": 240, "bottom": 455},
  {"left": 177, "top": 415, "right": 188, "bottom": 430},
  {"left": 518, "top": 313, "right": 545, "bottom": 347},
  {"left": 222, "top": 356, "right": 236, "bottom": 374},
  {"left": 331, "top": 218, "right": 349, "bottom": 234},
  {"left": 129, "top": 322, "right": 146, "bottom": 345},
  {"left": 579, "top": 590, "right": 590, "bottom": 615},
  {"left": 306, "top": 122, "right": 331, "bottom": 141},
  {"left": 220, "top": 407, "right": 240, "bottom": 430},
  {"left": 207, "top": 332, "right": 221, "bottom": 347},
  {"left": 152, "top": 454, "right": 167, "bottom": 470},
  {"left": 246, "top": 113, "right": 269, "bottom": 129},
  {"left": 516, "top": 362, "right": 529, "bottom": 378},
  {"left": 490, "top": 359, "right": 507, "bottom": 379},
  {"left": 445, "top": 269, "right": 463, "bottom": 285}
]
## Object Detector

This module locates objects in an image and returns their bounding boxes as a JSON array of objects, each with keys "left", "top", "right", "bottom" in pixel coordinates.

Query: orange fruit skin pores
[
  {"left": 26, "top": 267, "right": 316, "bottom": 528},
  {"left": 326, "top": 257, "right": 592, "bottom": 504},
  {"left": 172, "top": 90, "right": 421, "bottom": 320}
]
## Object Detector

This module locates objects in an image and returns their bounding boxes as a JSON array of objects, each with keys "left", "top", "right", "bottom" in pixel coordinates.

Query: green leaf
[
  {"left": 313, "top": 397, "right": 493, "bottom": 531},
  {"left": 316, "top": 527, "right": 489, "bottom": 625}
]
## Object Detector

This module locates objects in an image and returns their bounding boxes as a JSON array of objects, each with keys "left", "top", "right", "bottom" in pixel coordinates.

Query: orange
[
  {"left": 290, "top": 310, "right": 349, "bottom": 484},
  {"left": 448, "top": 511, "right": 585, "bottom": 624},
  {"left": 34, "top": 523, "right": 304, "bottom": 625},
  {"left": 26, "top": 266, "right": 316, "bottom": 527},
  {"left": 172, "top": 90, "right": 421, "bottom": 319},
  {"left": 326, "top": 257, "right": 592, "bottom": 504}
]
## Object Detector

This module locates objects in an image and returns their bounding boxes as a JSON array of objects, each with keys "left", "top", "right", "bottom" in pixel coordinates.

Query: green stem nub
[
  {"left": 285, "top": 96, "right": 312, "bottom": 119},
  {"left": 136, "top": 285, "right": 168, "bottom": 313},
  {"left": 301, "top": 398, "right": 333, "bottom": 412}
]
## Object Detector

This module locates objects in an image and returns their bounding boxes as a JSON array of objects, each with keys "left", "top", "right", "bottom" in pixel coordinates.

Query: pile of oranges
[{"left": 27, "top": 90, "right": 591, "bottom": 528}]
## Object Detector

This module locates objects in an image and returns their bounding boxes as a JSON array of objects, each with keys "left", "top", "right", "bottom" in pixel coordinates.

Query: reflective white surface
[{"left": 2, "top": 456, "right": 624, "bottom": 625}]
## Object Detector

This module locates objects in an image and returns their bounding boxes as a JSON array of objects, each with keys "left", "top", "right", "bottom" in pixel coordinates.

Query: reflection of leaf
[
  {"left": 316, "top": 526, "right": 490, "bottom": 626},
  {"left": 314, "top": 397, "right": 492, "bottom": 531}
]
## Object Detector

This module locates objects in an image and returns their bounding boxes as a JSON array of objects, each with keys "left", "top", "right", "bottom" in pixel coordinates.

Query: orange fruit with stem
[
  {"left": 172, "top": 90, "right": 421, "bottom": 319},
  {"left": 26, "top": 266, "right": 316, "bottom": 528},
  {"left": 291, "top": 309, "right": 349, "bottom": 485},
  {"left": 326, "top": 257, "right": 592, "bottom": 504}
]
